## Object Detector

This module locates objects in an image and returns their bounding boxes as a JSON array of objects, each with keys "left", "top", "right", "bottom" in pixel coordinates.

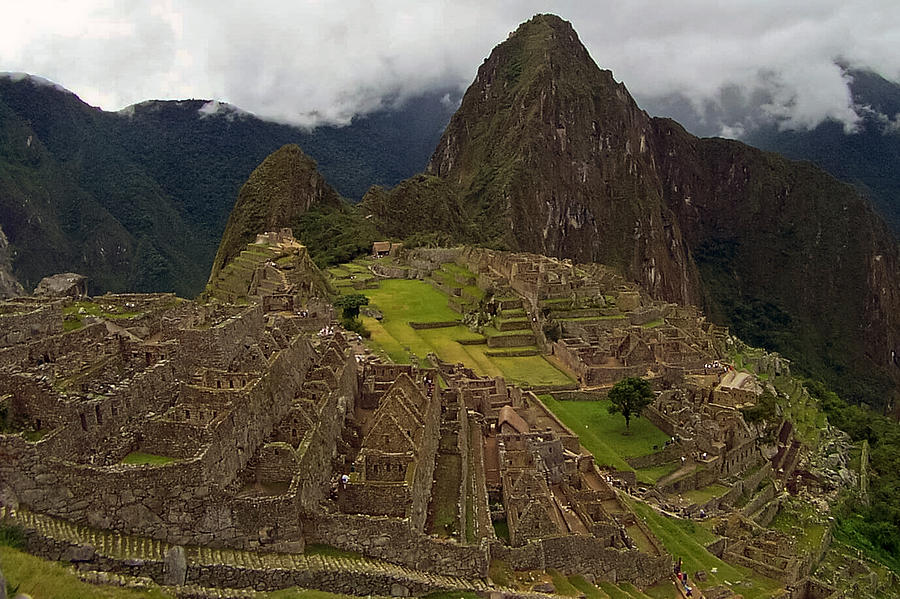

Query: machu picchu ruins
[
  {"left": 3, "top": 11, "right": 900, "bottom": 599},
  {"left": 1, "top": 230, "right": 887, "bottom": 599}
]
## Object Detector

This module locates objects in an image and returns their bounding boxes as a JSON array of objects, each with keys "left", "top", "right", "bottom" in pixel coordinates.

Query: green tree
[
  {"left": 607, "top": 377, "right": 654, "bottom": 431},
  {"left": 334, "top": 293, "right": 370, "bottom": 320}
]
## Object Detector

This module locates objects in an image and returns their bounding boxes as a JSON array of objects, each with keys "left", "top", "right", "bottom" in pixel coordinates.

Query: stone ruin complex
[{"left": 0, "top": 236, "right": 848, "bottom": 598}]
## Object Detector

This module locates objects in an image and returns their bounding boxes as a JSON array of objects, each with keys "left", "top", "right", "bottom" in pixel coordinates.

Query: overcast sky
[{"left": 2, "top": 1, "right": 899, "bottom": 136}]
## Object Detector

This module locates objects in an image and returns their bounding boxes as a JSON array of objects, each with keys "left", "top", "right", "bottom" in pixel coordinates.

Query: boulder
[
  {"left": 390, "top": 583, "right": 410, "bottom": 597},
  {"left": 62, "top": 543, "right": 96, "bottom": 563},
  {"left": 33, "top": 273, "right": 87, "bottom": 298},
  {"left": 163, "top": 545, "right": 187, "bottom": 586}
]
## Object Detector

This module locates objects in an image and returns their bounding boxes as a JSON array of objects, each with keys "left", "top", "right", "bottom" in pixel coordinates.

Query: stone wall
[
  {"left": 138, "top": 420, "right": 207, "bottom": 459},
  {"left": 0, "top": 301, "right": 62, "bottom": 347},
  {"left": 175, "top": 305, "right": 264, "bottom": 372},
  {"left": 626, "top": 443, "right": 686, "bottom": 470},
  {"left": 296, "top": 358, "right": 357, "bottom": 513},
  {"left": 304, "top": 513, "right": 489, "bottom": 578},
  {"left": 0, "top": 321, "right": 107, "bottom": 371},
  {"left": 527, "top": 394, "right": 581, "bottom": 453},
  {"left": 405, "top": 248, "right": 463, "bottom": 272},
  {"left": 408, "top": 386, "right": 441, "bottom": 531},
  {"left": 0, "top": 333, "right": 319, "bottom": 548},
  {"left": 491, "top": 535, "right": 671, "bottom": 587},
  {"left": 487, "top": 333, "right": 536, "bottom": 348},
  {"left": 16, "top": 523, "right": 467, "bottom": 597}
]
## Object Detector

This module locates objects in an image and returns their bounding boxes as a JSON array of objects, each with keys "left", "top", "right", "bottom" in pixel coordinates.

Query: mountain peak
[
  {"left": 208, "top": 144, "right": 343, "bottom": 283},
  {"left": 420, "top": 14, "right": 695, "bottom": 303}
]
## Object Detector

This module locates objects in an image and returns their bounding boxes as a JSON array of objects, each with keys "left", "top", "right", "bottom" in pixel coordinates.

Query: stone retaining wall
[
  {"left": 304, "top": 513, "right": 489, "bottom": 578},
  {"left": 409, "top": 320, "right": 461, "bottom": 329},
  {"left": 486, "top": 333, "right": 535, "bottom": 348},
  {"left": 491, "top": 535, "right": 671, "bottom": 587}
]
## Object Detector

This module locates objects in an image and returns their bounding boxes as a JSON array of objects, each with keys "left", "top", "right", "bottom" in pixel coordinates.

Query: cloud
[{"left": 1, "top": 1, "right": 899, "bottom": 134}]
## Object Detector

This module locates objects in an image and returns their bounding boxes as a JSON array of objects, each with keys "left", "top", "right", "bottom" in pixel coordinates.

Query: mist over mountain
[
  {"left": 0, "top": 74, "right": 456, "bottom": 296},
  {"left": 743, "top": 68, "right": 900, "bottom": 235}
]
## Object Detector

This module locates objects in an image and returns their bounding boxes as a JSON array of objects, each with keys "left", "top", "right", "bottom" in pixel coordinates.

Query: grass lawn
[
  {"left": 302, "top": 544, "right": 364, "bottom": 560},
  {"left": 361, "top": 279, "right": 460, "bottom": 321},
  {"left": 642, "top": 582, "right": 680, "bottom": 599},
  {"left": 569, "top": 575, "right": 609, "bottom": 598},
  {"left": 539, "top": 396, "right": 670, "bottom": 471},
  {"left": 635, "top": 462, "right": 681, "bottom": 485},
  {"left": 681, "top": 484, "right": 730, "bottom": 505},
  {"left": 628, "top": 501, "right": 784, "bottom": 599},
  {"left": 352, "top": 278, "right": 573, "bottom": 387},
  {"left": 120, "top": 452, "right": 177, "bottom": 466},
  {"left": 598, "top": 582, "right": 635, "bottom": 599},
  {"left": 548, "top": 569, "right": 582, "bottom": 596},
  {"left": 428, "top": 453, "right": 461, "bottom": 537}
]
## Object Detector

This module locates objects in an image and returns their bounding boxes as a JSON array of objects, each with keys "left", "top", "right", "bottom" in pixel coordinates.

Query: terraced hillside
[{"left": 328, "top": 258, "right": 575, "bottom": 389}]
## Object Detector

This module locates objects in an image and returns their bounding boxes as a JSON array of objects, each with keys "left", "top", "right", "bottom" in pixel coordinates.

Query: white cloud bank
[{"left": 1, "top": 0, "right": 898, "bottom": 134}]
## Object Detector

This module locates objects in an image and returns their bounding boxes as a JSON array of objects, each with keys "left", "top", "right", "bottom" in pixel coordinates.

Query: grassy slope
[
  {"left": 0, "top": 546, "right": 174, "bottom": 599},
  {"left": 0, "top": 545, "right": 410, "bottom": 599},
  {"left": 628, "top": 502, "right": 783, "bottom": 599}
]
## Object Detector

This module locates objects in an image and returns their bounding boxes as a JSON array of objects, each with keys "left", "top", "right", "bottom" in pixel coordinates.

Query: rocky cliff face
[
  {"left": 208, "top": 144, "right": 344, "bottom": 282},
  {"left": 423, "top": 14, "right": 700, "bottom": 304},
  {"left": 370, "top": 13, "right": 900, "bottom": 406},
  {"left": 0, "top": 224, "right": 23, "bottom": 298},
  {"left": 651, "top": 119, "right": 900, "bottom": 403}
]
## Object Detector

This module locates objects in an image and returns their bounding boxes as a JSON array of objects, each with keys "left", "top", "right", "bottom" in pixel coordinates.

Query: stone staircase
[{"left": 0, "top": 506, "right": 572, "bottom": 598}]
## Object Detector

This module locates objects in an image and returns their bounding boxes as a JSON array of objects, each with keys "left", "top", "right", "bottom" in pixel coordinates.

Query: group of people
[
  {"left": 703, "top": 360, "right": 731, "bottom": 374},
  {"left": 674, "top": 559, "right": 694, "bottom": 597}
]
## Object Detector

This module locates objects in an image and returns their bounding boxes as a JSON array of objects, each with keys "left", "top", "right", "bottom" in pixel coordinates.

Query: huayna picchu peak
[
  {"left": 2, "top": 11, "right": 900, "bottom": 599},
  {"left": 366, "top": 13, "right": 900, "bottom": 411}
]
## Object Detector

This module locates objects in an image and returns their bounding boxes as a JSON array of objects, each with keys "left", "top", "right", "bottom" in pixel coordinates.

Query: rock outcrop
[
  {"left": 33, "top": 272, "right": 87, "bottom": 298},
  {"left": 424, "top": 14, "right": 701, "bottom": 305}
]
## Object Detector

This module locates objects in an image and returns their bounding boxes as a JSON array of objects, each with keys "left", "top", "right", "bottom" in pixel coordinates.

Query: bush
[
  {"left": 740, "top": 390, "right": 777, "bottom": 423},
  {"left": 341, "top": 317, "right": 370, "bottom": 338},
  {"left": 0, "top": 523, "right": 26, "bottom": 548}
]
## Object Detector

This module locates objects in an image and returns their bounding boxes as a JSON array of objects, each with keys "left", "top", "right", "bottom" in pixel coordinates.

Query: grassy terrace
[
  {"left": 628, "top": 502, "right": 784, "bottom": 599},
  {"left": 634, "top": 462, "right": 680, "bottom": 485},
  {"left": 681, "top": 484, "right": 730, "bottom": 505},
  {"left": 348, "top": 278, "right": 574, "bottom": 387},
  {"left": 539, "top": 395, "right": 670, "bottom": 473},
  {"left": 121, "top": 452, "right": 178, "bottom": 466}
]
